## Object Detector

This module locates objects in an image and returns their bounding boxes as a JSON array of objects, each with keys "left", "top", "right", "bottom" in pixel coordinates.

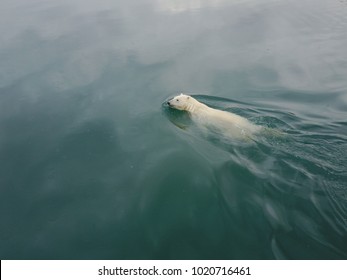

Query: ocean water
[{"left": 0, "top": 0, "right": 346, "bottom": 259}]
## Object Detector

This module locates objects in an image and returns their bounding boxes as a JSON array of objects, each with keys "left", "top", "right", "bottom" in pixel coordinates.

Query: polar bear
[{"left": 167, "top": 93, "right": 261, "bottom": 139}]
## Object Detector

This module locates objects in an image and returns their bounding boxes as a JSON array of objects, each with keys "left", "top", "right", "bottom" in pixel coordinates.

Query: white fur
[{"left": 168, "top": 94, "right": 260, "bottom": 139}]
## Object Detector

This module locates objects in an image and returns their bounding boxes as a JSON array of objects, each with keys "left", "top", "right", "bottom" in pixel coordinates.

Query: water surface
[{"left": 0, "top": 0, "right": 346, "bottom": 259}]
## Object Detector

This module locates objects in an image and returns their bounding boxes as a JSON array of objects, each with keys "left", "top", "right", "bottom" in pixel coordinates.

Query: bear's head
[{"left": 167, "top": 93, "right": 192, "bottom": 111}]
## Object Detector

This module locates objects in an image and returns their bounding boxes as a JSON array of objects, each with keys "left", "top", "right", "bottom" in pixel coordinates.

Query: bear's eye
[{"left": 176, "top": 99, "right": 179, "bottom": 102}]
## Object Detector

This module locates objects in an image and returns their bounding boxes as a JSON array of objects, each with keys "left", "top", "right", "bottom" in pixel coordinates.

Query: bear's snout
[{"left": 167, "top": 101, "right": 171, "bottom": 106}]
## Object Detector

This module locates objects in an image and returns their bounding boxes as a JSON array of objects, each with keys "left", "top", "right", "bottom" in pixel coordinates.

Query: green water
[{"left": 1, "top": 0, "right": 346, "bottom": 259}]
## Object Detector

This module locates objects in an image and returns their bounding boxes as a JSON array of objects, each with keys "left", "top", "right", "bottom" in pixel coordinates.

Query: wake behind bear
[{"left": 167, "top": 93, "right": 262, "bottom": 140}]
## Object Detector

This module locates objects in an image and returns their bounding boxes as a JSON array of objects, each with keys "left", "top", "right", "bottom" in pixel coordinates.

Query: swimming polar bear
[{"left": 167, "top": 93, "right": 261, "bottom": 140}]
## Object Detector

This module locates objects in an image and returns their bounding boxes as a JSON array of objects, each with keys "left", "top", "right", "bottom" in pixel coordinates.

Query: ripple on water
[{"left": 164, "top": 93, "right": 347, "bottom": 259}]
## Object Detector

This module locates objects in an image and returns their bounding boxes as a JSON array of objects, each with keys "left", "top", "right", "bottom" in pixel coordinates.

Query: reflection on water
[
  {"left": 0, "top": 0, "right": 346, "bottom": 259},
  {"left": 156, "top": 0, "right": 232, "bottom": 13}
]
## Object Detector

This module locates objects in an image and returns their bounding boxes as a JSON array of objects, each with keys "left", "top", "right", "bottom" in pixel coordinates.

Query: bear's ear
[{"left": 180, "top": 93, "right": 183, "bottom": 96}]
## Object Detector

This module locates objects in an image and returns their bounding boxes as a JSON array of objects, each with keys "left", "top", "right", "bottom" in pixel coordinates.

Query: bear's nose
[{"left": 167, "top": 101, "right": 171, "bottom": 105}]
